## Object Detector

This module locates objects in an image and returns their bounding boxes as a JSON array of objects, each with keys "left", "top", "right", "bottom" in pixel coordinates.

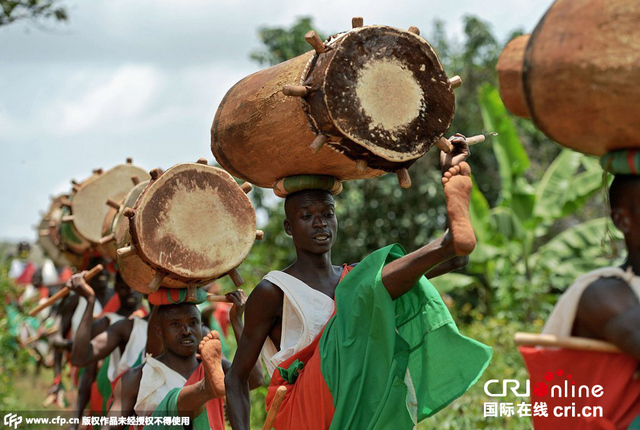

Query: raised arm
[
  {"left": 68, "top": 272, "right": 126, "bottom": 367},
  {"left": 226, "top": 290, "right": 264, "bottom": 390},
  {"left": 575, "top": 277, "right": 640, "bottom": 360},
  {"left": 226, "top": 280, "right": 283, "bottom": 430}
]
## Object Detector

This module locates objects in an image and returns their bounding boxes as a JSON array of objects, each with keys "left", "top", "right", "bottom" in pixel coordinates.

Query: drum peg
[
  {"left": 148, "top": 271, "right": 165, "bottom": 293},
  {"left": 256, "top": 230, "right": 265, "bottom": 240},
  {"left": 196, "top": 158, "right": 209, "bottom": 165},
  {"left": 282, "top": 85, "right": 310, "bottom": 97},
  {"left": 98, "top": 233, "right": 115, "bottom": 245},
  {"left": 356, "top": 159, "right": 368, "bottom": 174},
  {"left": 106, "top": 199, "right": 121, "bottom": 210},
  {"left": 408, "top": 26, "right": 420, "bottom": 35},
  {"left": 310, "top": 134, "right": 329, "bottom": 154},
  {"left": 131, "top": 175, "right": 141, "bottom": 185},
  {"left": 227, "top": 268, "right": 244, "bottom": 288},
  {"left": 240, "top": 182, "right": 253, "bottom": 194},
  {"left": 123, "top": 208, "right": 136, "bottom": 218},
  {"left": 72, "top": 184, "right": 81, "bottom": 193},
  {"left": 61, "top": 215, "right": 74, "bottom": 223},
  {"left": 116, "top": 245, "right": 137, "bottom": 259},
  {"left": 352, "top": 16, "right": 364, "bottom": 28},
  {"left": 449, "top": 75, "right": 462, "bottom": 89},
  {"left": 71, "top": 179, "right": 79, "bottom": 186},
  {"left": 305, "top": 30, "right": 326, "bottom": 54},
  {"left": 126, "top": 157, "right": 133, "bottom": 164},
  {"left": 396, "top": 168, "right": 412, "bottom": 189},
  {"left": 93, "top": 168, "right": 103, "bottom": 175},
  {"left": 149, "top": 168, "right": 163, "bottom": 180}
]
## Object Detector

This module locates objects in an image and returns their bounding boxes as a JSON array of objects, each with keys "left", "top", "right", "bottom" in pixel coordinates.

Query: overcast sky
[{"left": 0, "top": 0, "right": 554, "bottom": 241}]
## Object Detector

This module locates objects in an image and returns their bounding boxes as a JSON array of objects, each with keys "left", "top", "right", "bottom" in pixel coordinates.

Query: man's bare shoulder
[
  {"left": 576, "top": 276, "right": 639, "bottom": 334},
  {"left": 245, "top": 279, "right": 284, "bottom": 320}
]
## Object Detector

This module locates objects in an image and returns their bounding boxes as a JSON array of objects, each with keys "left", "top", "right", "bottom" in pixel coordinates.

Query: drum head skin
[
  {"left": 72, "top": 164, "right": 150, "bottom": 244},
  {"left": 322, "top": 26, "right": 454, "bottom": 162},
  {"left": 132, "top": 163, "right": 256, "bottom": 281}
]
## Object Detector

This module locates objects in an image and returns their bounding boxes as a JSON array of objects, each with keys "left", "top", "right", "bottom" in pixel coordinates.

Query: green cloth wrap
[
  {"left": 600, "top": 149, "right": 640, "bottom": 175},
  {"left": 320, "top": 244, "right": 493, "bottom": 429}
]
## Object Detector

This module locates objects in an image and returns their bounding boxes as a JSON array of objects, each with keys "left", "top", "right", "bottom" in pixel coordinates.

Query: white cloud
[{"left": 55, "top": 65, "right": 163, "bottom": 134}]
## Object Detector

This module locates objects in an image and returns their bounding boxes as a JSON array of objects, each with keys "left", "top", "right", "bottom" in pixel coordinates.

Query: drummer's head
[
  {"left": 284, "top": 189, "right": 337, "bottom": 254},
  {"left": 87, "top": 257, "right": 110, "bottom": 292},
  {"left": 31, "top": 268, "right": 43, "bottom": 288},
  {"left": 610, "top": 174, "right": 640, "bottom": 246},
  {"left": 156, "top": 303, "right": 202, "bottom": 358},
  {"left": 115, "top": 273, "right": 142, "bottom": 310}
]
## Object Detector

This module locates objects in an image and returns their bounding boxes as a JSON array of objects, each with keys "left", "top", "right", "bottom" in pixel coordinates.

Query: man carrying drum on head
[
  {"left": 225, "top": 137, "right": 492, "bottom": 429},
  {"left": 108, "top": 287, "right": 263, "bottom": 430}
]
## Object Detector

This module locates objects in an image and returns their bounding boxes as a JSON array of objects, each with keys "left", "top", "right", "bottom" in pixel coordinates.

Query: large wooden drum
[
  {"left": 61, "top": 162, "right": 150, "bottom": 254},
  {"left": 213, "top": 22, "right": 459, "bottom": 188},
  {"left": 497, "top": 0, "right": 640, "bottom": 156},
  {"left": 115, "top": 162, "right": 259, "bottom": 294},
  {"left": 99, "top": 177, "right": 149, "bottom": 261}
]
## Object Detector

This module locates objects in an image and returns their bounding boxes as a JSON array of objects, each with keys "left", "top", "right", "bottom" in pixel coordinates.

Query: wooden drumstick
[
  {"left": 408, "top": 26, "right": 420, "bottom": 35},
  {"left": 352, "top": 17, "right": 364, "bottom": 28},
  {"left": 438, "top": 134, "right": 486, "bottom": 154},
  {"left": 207, "top": 294, "right": 232, "bottom": 303},
  {"left": 396, "top": 168, "right": 412, "bottom": 189},
  {"left": 148, "top": 271, "right": 165, "bottom": 293},
  {"left": 227, "top": 268, "right": 244, "bottom": 288},
  {"left": 449, "top": 75, "right": 462, "bottom": 89},
  {"left": 240, "top": 182, "right": 253, "bottom": 194},
  {"left": 28, "top": 264, "right": 104, "bottom": 317},
  {"left": 256, "top": 230, "right": 265, "bottom": 241},
  {"left": 310, "top": 134, "right": 329, "bottom": 154},
  {"left": 437, "top": 136, "right": 453, "bottom": 154},
  {"left": 283, "top": 85, "right": 309, "bottom": 97},
  {"left": 263, "top": 386, "right": 287, "bottom": 430},
  {"left": 305, "top": 30, "right": 326, "bottom": 54},
  {"left": 98, "top": 233, "right": 115, "bottom": 245},
  {"left": 116, "top": 245, "right": 137, "bottom": 259},
  {"left": 514, "top": 332, "right": 621, "bottom": 354}
]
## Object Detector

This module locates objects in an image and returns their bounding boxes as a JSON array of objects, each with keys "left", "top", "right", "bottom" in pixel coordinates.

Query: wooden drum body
[
  {"left": 497, "top": 0, "right": 640, "bottom": 155},
  {"left": 213, "top": 24, "right": 457, "bottom": 188},
  {"left": 37, "top": 195, "right": 71, "bottom": 267},
  {"left": 116, "top": 162, "right": 258, "bottom": 294}
]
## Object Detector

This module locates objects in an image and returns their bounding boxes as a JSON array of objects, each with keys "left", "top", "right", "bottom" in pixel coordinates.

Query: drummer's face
[
  {"left": 158, "top": 303, "right": 202, "bottom": 357},
  {"left": 115, "top": 279, "right": 142, "bottom": 309},
  {"left": 284, "top": 190, "right": 338, "bottom": 254}
]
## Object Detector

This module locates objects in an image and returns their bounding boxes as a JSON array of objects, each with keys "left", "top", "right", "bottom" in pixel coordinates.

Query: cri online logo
[
  {"left": 4, "top": 413, "right": 23, "bottom": 429},
  {"left": 484, "top": 369, "right": 604, "bottom": 398}
]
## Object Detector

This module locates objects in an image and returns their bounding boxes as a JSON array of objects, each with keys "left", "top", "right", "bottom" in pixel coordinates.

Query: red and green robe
[{"left": 266, "top": 244, "right": 492, "bottom": 429}]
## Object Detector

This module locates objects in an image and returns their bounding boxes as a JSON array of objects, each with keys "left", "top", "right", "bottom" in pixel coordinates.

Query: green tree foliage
[
  {"left": 0, "top": 0, "right": 67, "bottom": 26},
  {"left": 250, "top": 17, "right": 324, "bottom": 66}
]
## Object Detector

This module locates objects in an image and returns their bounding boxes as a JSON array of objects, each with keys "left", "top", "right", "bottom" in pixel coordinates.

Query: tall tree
[{"left": 0, "top": 0, "right": 67, "bottom": 26}]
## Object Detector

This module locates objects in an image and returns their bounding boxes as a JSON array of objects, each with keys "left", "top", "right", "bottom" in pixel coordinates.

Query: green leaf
[
  {"left": 478, "top": 84, "right": 530, "bottom": 204},
  {"left": 431, "top": 273, "right": 477, "bottom": 294},
  {"left": 469, "top": 175, "right": 491, "bottom": 242}
]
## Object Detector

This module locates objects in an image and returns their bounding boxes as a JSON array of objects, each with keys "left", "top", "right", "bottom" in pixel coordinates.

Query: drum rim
[{"left": 130, "top": 162, "right": 256, "bottom": 280}]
